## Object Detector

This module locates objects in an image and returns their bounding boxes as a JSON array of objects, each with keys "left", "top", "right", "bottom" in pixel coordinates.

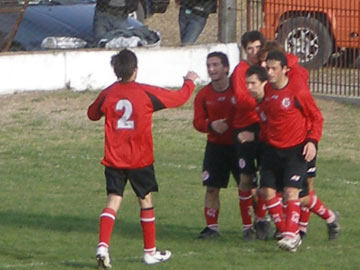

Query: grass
[{"left": 0, "top": 89, "right": 359, "bottom": 270}]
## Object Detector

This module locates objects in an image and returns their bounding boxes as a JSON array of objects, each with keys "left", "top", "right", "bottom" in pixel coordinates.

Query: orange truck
[{"left": 261, "top": 0, "right": 360, "bottom": 68}]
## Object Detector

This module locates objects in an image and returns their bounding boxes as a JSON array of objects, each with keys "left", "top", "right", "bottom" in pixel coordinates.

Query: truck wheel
[{"left": 277, "top": 17, "right": 333, "bottom": 69}]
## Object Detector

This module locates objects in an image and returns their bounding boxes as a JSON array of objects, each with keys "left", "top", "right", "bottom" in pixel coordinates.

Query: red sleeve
[
  {"left": 193, "top": 88, "right": 210, "bottom": 133},
  {"left": 295, "top": 82, "right": 324, "bottom": 143},
  {"left": 231, "top": 63, "right": 257, "bottom": 111},
  {"left": 143, "top": 80, "right": 195, "bottom": 109},
  {"left": 87, "top": 87, "right": 109, "bottom": 121}
]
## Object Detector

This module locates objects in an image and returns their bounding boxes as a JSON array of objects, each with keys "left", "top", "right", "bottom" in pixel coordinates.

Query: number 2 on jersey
[{"left": 116, "top": 99, "right": 134, "bottom": 129}]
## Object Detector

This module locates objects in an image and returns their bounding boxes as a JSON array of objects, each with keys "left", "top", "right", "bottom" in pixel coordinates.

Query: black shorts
[
  {"left": 299, "top": 157, "right": 317, "bottom": 197},
  {"left": 259, "top": 143, "right": 307, "bottom": 191},
  {"left": 202, "top": 141, "right": 240, "bottom": 188},
  {"left": 233, "top": 123, "right": 260, "bottom": 176},
  {"left": 104, "top": 165, "right": 158, "bottom": 199}
]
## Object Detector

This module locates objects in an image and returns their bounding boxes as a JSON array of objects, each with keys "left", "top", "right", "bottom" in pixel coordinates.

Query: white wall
[{"left": 0, "top": 43, "right": 240, "bottom": 95}]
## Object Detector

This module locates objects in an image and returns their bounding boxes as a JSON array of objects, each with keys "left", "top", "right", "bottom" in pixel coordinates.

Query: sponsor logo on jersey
[
  {"left": 260, "top": 111, "right": 267, "bottom": 122},
  {"left": 231, "top": 96, "right": 237, "bottom": 105},
  {"left": 290, "top": 175, "right": 301, "bottom": 181},
  {"left": 202, "top": 170, "right": 210, "bottom": 181},
  {"left": 281, "top": 97, "right": 291, "bottom": 109}
]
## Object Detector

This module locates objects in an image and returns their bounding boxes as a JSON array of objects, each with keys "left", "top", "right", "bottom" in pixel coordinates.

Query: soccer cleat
[
  {"left": 198, "top": 227, "right": 220, "bottom": 239},
  {"left": 327, "top": 211, "right": 340, "bottom": 240},
  {"left": 299, "top": 230, "right": 307, "bottom": 240},
  {"left": 277, "top": 234, "right": 302, "bottom": 253},
  {"left": 254, "top": 220, "right": 273, "bottom": 240},
  {"left": 142, "top": 250, "right": 172, "bottom": 265},
  {"left": 242, "top": 227, "right": 255, "bottom": 241},
  {"left": 96, "top": 246, "right": 112, "bottom": 269},
  {"left": 273, "top": 230, "right": 283, "bottom": 240}
]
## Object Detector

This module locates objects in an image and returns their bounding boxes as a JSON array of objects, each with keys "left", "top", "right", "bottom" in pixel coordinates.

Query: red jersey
[
  {"left": 193, "top": 83, "right": 237, "bottom": 145},
  {"left": 260, "top": 76, "right": 323, "bottom": 149},
  {"left": 286, "top": 54, "right": 309, "bottom": 82},
  {"left": 88, "top": 80, "right": 195, "bottom": 169},
  {"left": 230, "top": 61, "right": 259, "bottom": 129}
]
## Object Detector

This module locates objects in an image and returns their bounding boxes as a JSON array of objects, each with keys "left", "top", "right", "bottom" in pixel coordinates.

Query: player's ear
[{"left": 132, "top": 68, "right": 138, "bottom": 80}]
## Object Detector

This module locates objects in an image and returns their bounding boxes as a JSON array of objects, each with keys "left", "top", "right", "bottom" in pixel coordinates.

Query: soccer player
[
  {"left": 258, "top": 50, "right": 324, "bottom": 252},
  {"left": 230, "top": 30, "right": 271, "bottom": 240},
  {"left": 258, "top": 42, "right": 340, "bottom": 240},
  {"left": 193, "top": 51, "right": 239, "bottom": 238},
  {"left": 87, "top": 49, "right": 198, "bottom": 268}
]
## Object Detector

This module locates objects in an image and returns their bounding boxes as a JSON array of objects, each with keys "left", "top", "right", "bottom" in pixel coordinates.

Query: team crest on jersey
[
  {"left": 290, "top": 175, "right": 301, "bottom": 181},
  {"left": 239, "top": 158, "right": 246, "bottom": 169},
  {"left": 281, "top": 97, "right": 291, "bottom": 109},
  {"left": 202, "top": 170, "right": 210, "bottom": 181}
]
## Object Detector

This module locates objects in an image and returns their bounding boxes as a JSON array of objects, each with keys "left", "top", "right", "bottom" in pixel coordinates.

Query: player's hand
[
  {"left": 237, "top": 131, "right": 255, "bottom": 143},
  {"left": 184, "top": 71, "right": 199, "bottom": 83},
  {"left": 303, "top": 141, "right": 317, "bottom": 162},
  {"left": 210, "top": 118, "right": 228, "bottom": 134}
]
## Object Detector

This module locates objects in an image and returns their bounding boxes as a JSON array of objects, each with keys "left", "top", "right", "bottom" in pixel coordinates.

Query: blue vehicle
[{"left": 0, "top": 0, "right": 169, "bottom": 51}]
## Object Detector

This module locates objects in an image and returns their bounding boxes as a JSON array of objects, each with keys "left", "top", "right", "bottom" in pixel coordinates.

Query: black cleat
[
  {"left": 242, "top": 227, "right": 255, "bottom": 241},
  {"left": 254, "top": 220, "right": 273, "bottom": 240},
  {"left": 198, "top": 227, "right": 220, "bottom": 239},
  {"left": 327, "top": 211, "right": 340, "bottom": 240},
  {"left": 299, "top": 230, "right": 307, "bottom": 240}
]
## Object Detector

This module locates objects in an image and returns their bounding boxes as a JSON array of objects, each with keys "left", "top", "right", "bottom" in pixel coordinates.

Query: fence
[{"left": 0, "top": 0, "right": 359, "bottom": 96}]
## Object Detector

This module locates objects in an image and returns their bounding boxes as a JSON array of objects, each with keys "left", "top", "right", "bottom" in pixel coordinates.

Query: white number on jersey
[{"left": 116, "top": 99, "right": 134, "bottom": 129}]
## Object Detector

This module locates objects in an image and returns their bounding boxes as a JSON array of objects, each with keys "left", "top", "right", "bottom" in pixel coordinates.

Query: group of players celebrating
[
  {"left": 87, "top": 30, "right": 340, "bottom": 269},
  {"left": 194, "top": 31, "right": 340, "bottom": 253}
]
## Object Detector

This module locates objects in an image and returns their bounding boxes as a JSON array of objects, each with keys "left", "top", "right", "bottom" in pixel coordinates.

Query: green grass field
[{"left": 1, "top": 89, "right": 359, "bottom": 270}]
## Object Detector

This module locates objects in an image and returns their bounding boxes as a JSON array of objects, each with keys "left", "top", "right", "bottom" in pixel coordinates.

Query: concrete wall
[{"left": 0, "top": 43, "right": 240, "bottom": 95}]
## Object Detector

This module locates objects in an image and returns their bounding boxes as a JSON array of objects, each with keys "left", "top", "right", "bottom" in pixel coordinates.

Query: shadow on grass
[{"left": 0, "top": 210, "right": 203, "bottom": 243}]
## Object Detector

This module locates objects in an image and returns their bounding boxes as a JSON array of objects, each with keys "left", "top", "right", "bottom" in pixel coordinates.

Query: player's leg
[
  {"left": 235, "top": 129, "right": 255, "bottom": 234},
  {"left": 138, "top": 193, "right": 171, "bottom": 265},
  {"left": 300, "top": 159, "right": 340, "bottom": 240},
  {"left": 259, "top": 144, "right": 285, "bottom": 238},
  {"left": 96, "top": 167, "right": 126, "bottom": 269},
  {"left": 305, "top": 189, "right": 340, "bottom": 240},
  {"left": 235, "top": 125, "right": 270, "bottom": 240},
  {"left": 277, "top": 145, "right": 306, "bottom": 253},
  {"left": 298, "top": 159, "right": 316, "bottom": 238},
  {"left": 198, "top": 142, "right": 232, "bottom": 238},
  {"left": 198, "top": 186, "right": 221, "bottom": 238},
  {"left": 128, "top": 165, "right": 171, "bottom": 265}
]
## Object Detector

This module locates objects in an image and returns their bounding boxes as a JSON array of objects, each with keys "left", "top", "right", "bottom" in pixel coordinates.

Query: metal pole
[{"left": 218, "top": 0, "right": 237, "bottom": 43}]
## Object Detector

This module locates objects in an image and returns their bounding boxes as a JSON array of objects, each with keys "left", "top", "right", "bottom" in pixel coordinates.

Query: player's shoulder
[{"left": 233, "top": 60, "right": 250, "bottom": 73}]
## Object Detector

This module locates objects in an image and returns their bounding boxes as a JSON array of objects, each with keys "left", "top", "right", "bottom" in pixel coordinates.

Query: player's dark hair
[
  {"left": 266, "top": 50, "right": 288, "bottom": 67},
  {"left": 241, "top": 30, "right": 265, "bottom": 49},
  {"left": 111, "top": 49, "right": 138, "bottom": 81},
  {"left": 207, "top": 51, "right": 230, "bottom": 74},
  {"left": 246, "top": 65, "right": 268, "bottom": 82},
  {"left": 259, "top": 40, "right": 285, "bottom": 62},
  {"left": 207, "top": 51, "right": 229, "bottom": 68}
]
